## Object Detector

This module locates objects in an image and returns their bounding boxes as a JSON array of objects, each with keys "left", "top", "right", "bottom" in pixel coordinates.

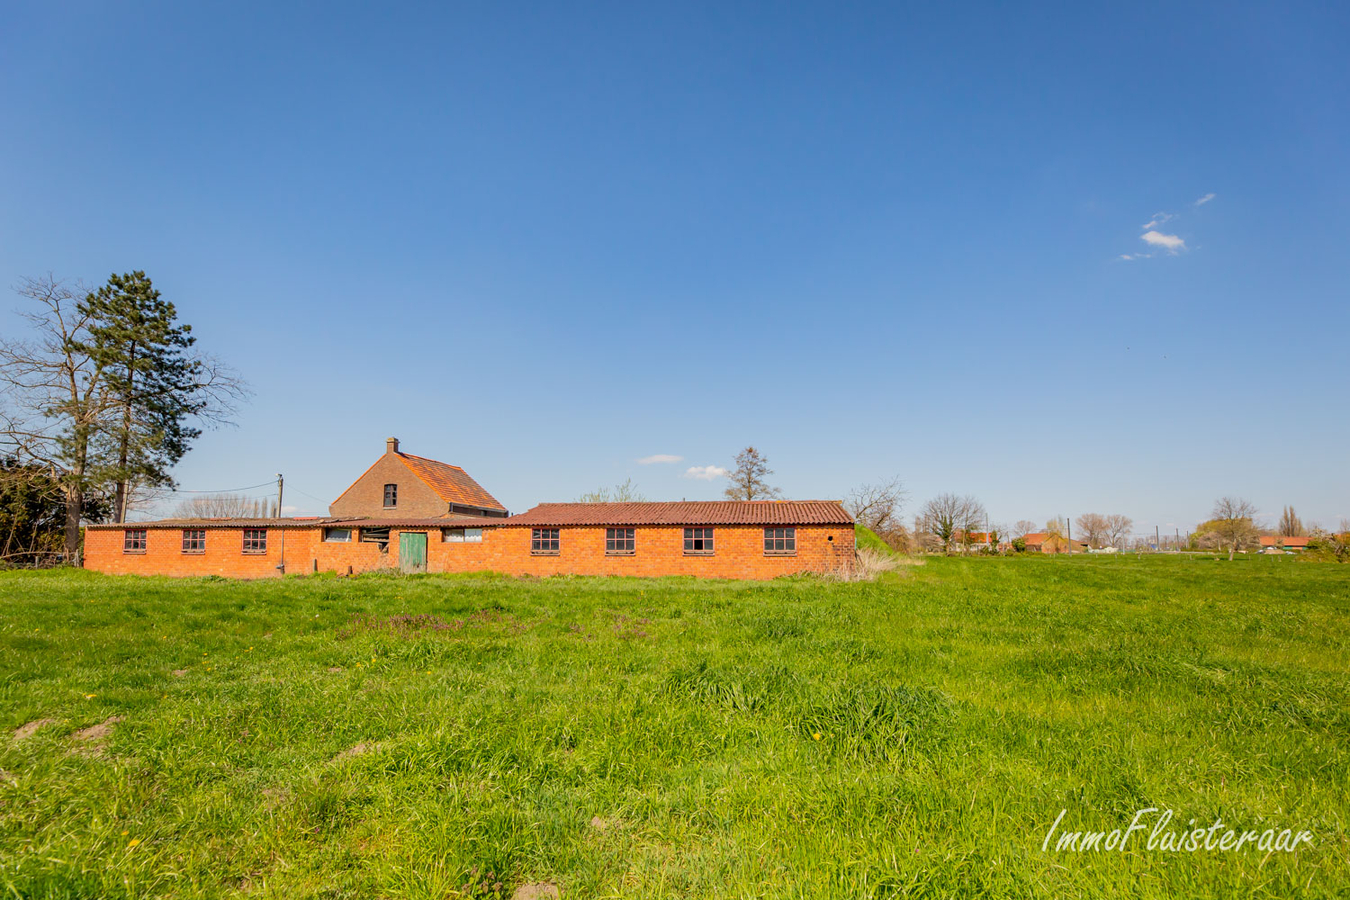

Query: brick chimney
[{"left": 386, "top": 437, "right": 400, "bottom": 455}]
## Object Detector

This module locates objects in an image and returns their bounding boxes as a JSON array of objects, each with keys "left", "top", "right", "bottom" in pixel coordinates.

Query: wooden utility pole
[{"left": 276, "top": 474, "right": 284, "bottom": 519}]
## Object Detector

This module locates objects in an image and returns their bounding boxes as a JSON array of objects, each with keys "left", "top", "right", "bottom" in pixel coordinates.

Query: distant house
[
  {"left": 1260, "top": 536, "right": 1310, "bottom": 553},
  {"left": 1022, "top": 532, "right": 1087, "bottom": 553},
  {"left": 329, "top": 438, "right": 508, "bottom": 519},
  {"left": 952, "top": 530, "right": 993, "bottom": 551}
]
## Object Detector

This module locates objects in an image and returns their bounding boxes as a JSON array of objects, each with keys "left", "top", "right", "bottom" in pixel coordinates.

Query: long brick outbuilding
[{"left": 83, "top": 501, "right": 857, "bottom": 580}]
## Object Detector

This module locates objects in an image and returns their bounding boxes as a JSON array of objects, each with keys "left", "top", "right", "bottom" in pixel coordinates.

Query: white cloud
[
  {"left": 1141, "top": 230, "right": 1186, "bottom": 253},
  {"left": 637, "top": 454, "right": 683, "bottom": 465},
  {"left": 683, "top": 465, "right": 729, "bottom": 481},
  {"left": 1118, "top": 253, "right": 1153, "bottom": 261},
  {"left": 1194, "top": 192, "right": 1216, "bottom": 206},
  {"left": 1142, "top": 212, "right": 1173, "bottom": 230}
]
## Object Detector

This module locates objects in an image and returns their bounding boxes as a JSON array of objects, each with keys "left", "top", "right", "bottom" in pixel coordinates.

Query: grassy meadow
[{"left": 1, "top": 552, "right": 1347, "bottom": 898}]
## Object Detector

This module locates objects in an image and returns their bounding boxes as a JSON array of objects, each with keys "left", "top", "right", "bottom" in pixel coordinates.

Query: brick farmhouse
[{"left": 84, "top": 439, "right": 856, "bottom": 580}]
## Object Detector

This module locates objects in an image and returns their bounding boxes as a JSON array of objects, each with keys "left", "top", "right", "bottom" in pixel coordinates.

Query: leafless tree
[
  {"left": 723, "top": 446, "right": 782, "bottom": 501},
  {"left": 919, "top": 493, "right": 985, "bottom": 554},
  {"left": 1012, "top": 520, "right": 1037, "bottom": 539},
  {"left": 1075, "top": 513, "right": 1110, "bottom": 549},
  {"left": 844, "top": 476, "right": 906, "bottom": 535},
  {"left": 172, "top": 493, "right": 270, "bottom": 518},
  {"left": 1277, "top": 506, "right": 1305, "bottom": 537},
  {"left": 0, "top": 276, "right": 113, "bottom": 557},
  {"left": 1105, "top": 514, "right": 1134, "bottom": 549},
  {"left": 1212, "top": 496, "right": 1261, "bottom": 561},
  {"left": 576, "top": 477, "right": 646, "bottom": 503}
]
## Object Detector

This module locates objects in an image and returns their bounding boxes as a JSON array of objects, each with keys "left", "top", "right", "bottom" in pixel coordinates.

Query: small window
[
  {"left": 242, "top": 528, "right": 268, "bottom": 554},
  {"left": 323, "top": 528, "right": 351, "bottom": 543},
  {"left": 764, "top": 527, "right": 796, "bottom": 554},
  {"left": 606, "top": 527, "right": 635, "bottom": 555},
  {"left": 383, "top": 483, "right": 397, "bottom": 508},
  {"left": 531, "top": 528, "right": 560, "bottom": 554},
  {"left": 182, "top": 529, "right": 206, "bottom": 554},
  {"left": 123, "top": 529, "right": 147, "bottom": 553},
  {"left": 443, "top": 527, "right": 483, "bottom": 543},
  {"left": 684, "top": 527, "right": 714, "bottom": 554}
]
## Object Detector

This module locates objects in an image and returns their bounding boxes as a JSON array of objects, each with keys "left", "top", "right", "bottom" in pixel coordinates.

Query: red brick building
[
  {"left": 84, "top": 501, "right": 855, "bottom": 579},
  {"left": 82, "top": 441, "right": 856, "bottom": 579},
  {"left": 329, "top": 438, "right": 507, "bottom": 519}
]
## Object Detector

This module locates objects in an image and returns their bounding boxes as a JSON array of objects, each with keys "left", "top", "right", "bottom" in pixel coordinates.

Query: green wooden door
[{"left": 398, "top": 532, "right": 427, "bottom": 574}]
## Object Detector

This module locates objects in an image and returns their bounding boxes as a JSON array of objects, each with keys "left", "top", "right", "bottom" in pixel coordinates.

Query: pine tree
[{"left": 76, "top": 272, "right": 206, "bottom": 522}]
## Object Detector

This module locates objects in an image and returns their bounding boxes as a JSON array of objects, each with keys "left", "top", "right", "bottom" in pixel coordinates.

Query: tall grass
[{"left": 0, "top": 556, "right": 1346, "bottom": 898}]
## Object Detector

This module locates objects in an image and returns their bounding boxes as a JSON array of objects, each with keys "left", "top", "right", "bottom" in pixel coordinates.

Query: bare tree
[
  {"left": 919, "top": 493, "right": 985, "bottom": 554},
  {"left": 1105, "top": 514, "right": 1133, "bottom": 549},
  {"left": 0, "top": 276, "right": 113, "bottom": 557},
  {"left": 1212, "top": 496, "right": 1261, "bottom": 561},
  {"left": 576, "top": 477, "right": 646, "bottom": 503},
  {"left": 172, "top": 493, "right": 269, "bottom": 518},
  {"left": 1277, "top": 505, "right": 1305, "bottom": 537},
  {"left": 844, "top": 476, "right": 906, "bottom": 535},
  {"left": 1012, "top": 520, "right": 1037, "bottom": 539},
  {"left": 723, "top": 446, "right": 782, "bottom": 501},
  {"left": 1075, "top": 513, "right": 1110, "bottom": 549}
]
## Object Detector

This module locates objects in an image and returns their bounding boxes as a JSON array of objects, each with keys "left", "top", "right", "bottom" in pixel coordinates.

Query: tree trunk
[
  {"left": 63, "top": 483, "right": 83, "bottom": 561},
  {"left": 62, "top": 422, "right": 91, "bottom": 560},
  {"left": 1228, "top": 540, "right": 1236, "bottom": 562},
  {"left": 112, "top": 341, "right": 135, "bottom": 523}
]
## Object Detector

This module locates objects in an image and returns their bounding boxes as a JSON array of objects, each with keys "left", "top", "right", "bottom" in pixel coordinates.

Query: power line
[{"left": 166, "top": 480, "right": 278, "bottom": 495}]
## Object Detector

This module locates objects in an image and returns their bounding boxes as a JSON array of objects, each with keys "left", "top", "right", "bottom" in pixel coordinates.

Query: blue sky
[{"left": 2, "top": 1, "right": 1347, "bottom": 536}]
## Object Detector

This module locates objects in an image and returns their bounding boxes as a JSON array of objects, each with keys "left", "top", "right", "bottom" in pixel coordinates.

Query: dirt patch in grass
[
  {"left": 513, "top": 884, "right": 560, "bottom": 900},
  {"left": 73, "top": 716, "right": 123, "bottom": 744},
  {"left": 71, "top": 716, "right": 124, "bottom": 755},
  {"left": 332, "top": 741, "right": 384, "bottom": 762},
  {"left": 13, "top": 718, "right": 58, "bottom": 741},
  {"left": 172, "top": 669, "right": 188, "bottom": 677}
]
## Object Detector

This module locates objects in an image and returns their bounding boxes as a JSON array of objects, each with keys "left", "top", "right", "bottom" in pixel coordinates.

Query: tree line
[{"left": 0, "top": 273, "right": 246, "bottom": 562}]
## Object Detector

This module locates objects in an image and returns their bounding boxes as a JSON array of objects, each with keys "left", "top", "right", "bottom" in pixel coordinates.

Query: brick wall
[
  {"left": 84, "top": 526, "right": 321, "bottom": 577},
  {"left": 329, "top": 453, "right": 448, "bottom": 518},
  {"left": 87, "top": 522, "right": 855, "bottom": 580}
]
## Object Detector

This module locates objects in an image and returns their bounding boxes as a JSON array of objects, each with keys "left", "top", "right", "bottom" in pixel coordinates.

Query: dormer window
[{"left": 383, "top": 484, "right": 397, "bottom": 508}]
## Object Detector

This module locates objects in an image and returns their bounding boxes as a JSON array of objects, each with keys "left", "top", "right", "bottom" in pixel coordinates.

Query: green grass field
[{"left": 1, "top": 554, "right": 1347, "bottom": 898}]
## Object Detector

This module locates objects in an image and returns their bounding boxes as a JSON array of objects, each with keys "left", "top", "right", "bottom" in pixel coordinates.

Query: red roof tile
[
  {"left": 87, "top": 517, "right": 361, "bottom": 530},
  {"left": 1261, "top": 535, "right": 1309, "bottom": 548},
  {"left": 501, "top": 501, "right": 853, "bottom": 527},
  {"left": 397, "top": 452, "right": 506, "bottom": 512}
]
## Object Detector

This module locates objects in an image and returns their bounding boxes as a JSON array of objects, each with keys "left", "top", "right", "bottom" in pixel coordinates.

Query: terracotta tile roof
[
  {"left": 501, "top": 501, "right": 853, "bottom": 527},
  {"left": 396, "top": 452, "right": 506, "bottom": 512},
  {"left": 87, "top": 517, "right": 359, "bottom": 530},
  {"left": 1261, "top": 535, "right": 1310, "bottom": 548}
]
